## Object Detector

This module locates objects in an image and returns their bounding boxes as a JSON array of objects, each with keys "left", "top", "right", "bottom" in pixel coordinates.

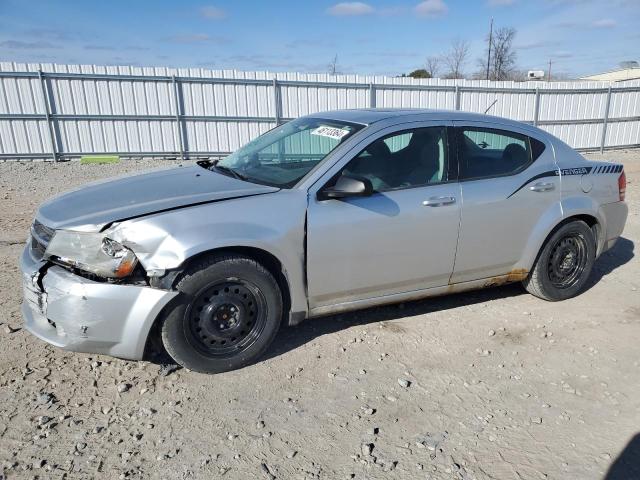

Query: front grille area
[{"left": 30, "top": 220, "right": 54, "bottom": 261}]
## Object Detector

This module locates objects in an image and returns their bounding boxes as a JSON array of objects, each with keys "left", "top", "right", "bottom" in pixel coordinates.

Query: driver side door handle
[{"left": 422, "top": 196, "right": 456, "bottom": 207}]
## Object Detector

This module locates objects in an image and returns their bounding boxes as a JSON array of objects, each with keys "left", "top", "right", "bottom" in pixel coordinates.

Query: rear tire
[
  {"left": 523, "top": 220, "right": 596, "bottom": 301},
  {"left": 161, "top": 254, "right": 282, "bottom": 374}
]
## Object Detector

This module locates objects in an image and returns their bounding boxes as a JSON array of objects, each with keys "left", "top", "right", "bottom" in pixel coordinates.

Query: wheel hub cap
[
  {"left": 560, "top": 252, "right": 576, "bottom": 271},
  {"left": 200, "top": 302, "right": 242, "bottom": 334}
]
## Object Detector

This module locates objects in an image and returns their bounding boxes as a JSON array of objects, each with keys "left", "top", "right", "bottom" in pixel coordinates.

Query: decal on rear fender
[
  {"left": 592, "top": 164, "right": 623, "bottom": 174},
  {"left": 507, "top": 169, "right": 558, "bottom": 198},
  {"left": 507, "top": 163, "right": 622, "bottom": 199},
  {"left": 557, "top": 167, "right": 591, "bottom": 176}
]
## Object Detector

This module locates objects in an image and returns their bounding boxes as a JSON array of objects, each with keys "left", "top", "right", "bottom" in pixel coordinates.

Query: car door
[
  {"left": 306, "top": 122, "right": 462, "bottom": 310},
  {"left": 450, "top": 122, "right": 560, "bottom": 284}
]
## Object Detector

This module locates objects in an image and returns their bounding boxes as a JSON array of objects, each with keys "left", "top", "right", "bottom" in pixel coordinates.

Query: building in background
[{"left": 581, "top": 62, "right": 640, "bottom": 82}]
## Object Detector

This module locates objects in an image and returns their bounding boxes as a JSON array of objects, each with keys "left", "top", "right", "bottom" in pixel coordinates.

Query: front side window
[
  {"left": 213, "top": 118, "right": 363, "bottom": 188},
  {"left": 384, "top": 132, "right": 413, "bottom": 153},
  {"left": 341, "top": 126, "right": 448, "bottom": 192},
  {"left": 458, "top": 127, "right": 542, "bottom": 180}
]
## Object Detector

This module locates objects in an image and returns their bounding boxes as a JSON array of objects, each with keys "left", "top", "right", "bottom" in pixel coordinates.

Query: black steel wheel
[
  {"left": 185, "top": 280, "right": 267, "bottom": 358},
  {"left": 546, "top": 233, "right": 588, "bottom": 289},
  {"left": 524, "top": 220, "right": 596, "bottom": 301},
  {"left": 161, "top": 254, "right": 283, "bottom": 374}
]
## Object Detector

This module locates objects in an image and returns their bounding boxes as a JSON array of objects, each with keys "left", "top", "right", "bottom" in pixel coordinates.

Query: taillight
[{"left": 618, "top": 171, "right": 626, "bottom": 201}]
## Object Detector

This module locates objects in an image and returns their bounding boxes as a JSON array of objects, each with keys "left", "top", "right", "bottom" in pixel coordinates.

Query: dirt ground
[{"left": 0, "top": 150, "right": 638, "bottom": 480}]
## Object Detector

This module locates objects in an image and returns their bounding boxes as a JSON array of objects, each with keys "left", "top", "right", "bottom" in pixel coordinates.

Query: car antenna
[{"left": 484, "top": 99, "right": 498, "bottom": 114}]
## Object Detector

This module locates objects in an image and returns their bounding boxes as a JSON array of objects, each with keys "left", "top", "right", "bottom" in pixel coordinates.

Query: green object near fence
[{"left": 80, "top": 155, "right": 120, "bottom": 165}]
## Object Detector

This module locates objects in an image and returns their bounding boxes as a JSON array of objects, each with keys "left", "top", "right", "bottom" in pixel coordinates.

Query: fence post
[
  {"left": 369, "top": 83, "right": 376, "bottom": 108},
  {"left": 37, "top": 70, "right": 58, "bottom": 162},
  {"left": 272, "top": 78, "right": 282, "bottom": 125},
  {"left": 454, "top": 85, "right": 461, "bottom": 110},
  {"left": 533, "top": 87, "right": 540, "bottom": 126},
  {"left": 171, "top": 75, "right": 185, "bottom": 160},
  {"left": 600, "top": 85, "right": 612, "bottom": 154}
]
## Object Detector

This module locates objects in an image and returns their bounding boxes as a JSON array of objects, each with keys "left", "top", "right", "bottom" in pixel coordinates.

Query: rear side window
[{"left": 457, "top": 127, "right": 545, "bottom": 180}]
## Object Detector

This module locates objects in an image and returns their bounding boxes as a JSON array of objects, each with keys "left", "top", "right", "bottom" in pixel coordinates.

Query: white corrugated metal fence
[{"left": 0, "top": 62, "right": 638, "bottom": 161}]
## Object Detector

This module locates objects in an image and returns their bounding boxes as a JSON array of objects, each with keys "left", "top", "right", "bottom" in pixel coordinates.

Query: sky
[{"left": 0, "top": 0, "right": 638, "bottom": 79}]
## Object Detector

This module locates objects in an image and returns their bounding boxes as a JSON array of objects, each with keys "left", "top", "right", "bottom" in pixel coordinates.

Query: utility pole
[
  {"left": 329, "top": 54, "right": 338, "bottom": 76},
  {"left": 486, "top": 18, "right": 493, "bottom": 81},
  {"left": 548, "top": 59, "right": 552, "bottom": 82}
]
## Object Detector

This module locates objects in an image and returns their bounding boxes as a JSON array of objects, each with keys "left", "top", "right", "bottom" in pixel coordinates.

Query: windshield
[{"left": 211, "top": 117, "right": 363, "bottom": 188}]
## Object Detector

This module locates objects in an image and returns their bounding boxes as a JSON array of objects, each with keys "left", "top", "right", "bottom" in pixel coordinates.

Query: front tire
[
  {"left": 161, "top": 254, "right": 282, "bottom": 374},
  {"left": 523, "top": 220, "right": 596, "bottom": 301}
]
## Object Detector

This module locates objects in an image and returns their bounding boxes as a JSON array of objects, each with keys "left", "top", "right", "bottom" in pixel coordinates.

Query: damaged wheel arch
[{"left": 142, "top": 245, "right": 298, "bottom": 361}]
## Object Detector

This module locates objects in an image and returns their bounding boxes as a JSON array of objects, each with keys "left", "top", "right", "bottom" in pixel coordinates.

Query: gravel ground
[{"left": 0, "top": 151, "right": 638, "bottom": 480}]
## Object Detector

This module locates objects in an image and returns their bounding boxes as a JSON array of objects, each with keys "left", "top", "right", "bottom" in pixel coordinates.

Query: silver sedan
[{"left": 21, "top": 109, "right": 628, "bottom": 373}]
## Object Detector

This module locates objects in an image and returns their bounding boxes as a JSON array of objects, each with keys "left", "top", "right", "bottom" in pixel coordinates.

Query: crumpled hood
[{"left": 37, "top": 165, "right": 279, "bottom": 231}]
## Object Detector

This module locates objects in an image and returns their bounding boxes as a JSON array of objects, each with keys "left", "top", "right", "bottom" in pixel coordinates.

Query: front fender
[
  {"left": 113, "top": 221, "right": 287, "bottom": 272},
  {"left": 109, "top": 190, "right": 309, "bottom": 317}
]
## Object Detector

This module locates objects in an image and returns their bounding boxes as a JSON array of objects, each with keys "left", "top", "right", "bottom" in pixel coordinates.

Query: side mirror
[{"left": 318, "top": 174, "right": 373, "bottom": 201}]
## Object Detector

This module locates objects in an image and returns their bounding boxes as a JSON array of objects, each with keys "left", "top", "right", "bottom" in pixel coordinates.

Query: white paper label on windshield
[{"left": 311, "top": 126, "right": 350, "bottom": 140}]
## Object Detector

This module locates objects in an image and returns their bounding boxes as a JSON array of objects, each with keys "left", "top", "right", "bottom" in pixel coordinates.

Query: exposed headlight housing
[{"left": 45, "top": 230, "right": 138, "bottom": 278}]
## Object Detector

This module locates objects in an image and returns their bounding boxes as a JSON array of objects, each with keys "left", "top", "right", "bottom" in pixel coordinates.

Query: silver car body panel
[
  {"left": 36, "top": 165, "right": 278, "bottom": 231},
  {"left": 20, "top": 109, "right": 628, "bottom": 359},
  {"left": 306, "top": 120, "right": 461, "bottom": 308},
  {"left": 551, "top": 137, "right": 628, "bottom": 255},
  {"left": 20, "top": 247, "right": 177, "bottom": 360},
  {"left": 449, "top": 119, "right": 561, "bottom": 283},
  {"left": 107, "top": 189, "right": 309, "bottom": 317}
]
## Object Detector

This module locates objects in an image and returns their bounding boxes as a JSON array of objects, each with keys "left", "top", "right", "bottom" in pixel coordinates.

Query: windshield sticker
[{"left": 311, "top": 126, "right": 350, "bottom": 140}]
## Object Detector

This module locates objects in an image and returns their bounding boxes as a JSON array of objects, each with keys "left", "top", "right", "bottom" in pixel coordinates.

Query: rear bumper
[
  {"left": 20, "top": 246, "right": 177, "bottom": 360},
  {"left": 600, "top": 201, "right": 628, "bottom": 253}
]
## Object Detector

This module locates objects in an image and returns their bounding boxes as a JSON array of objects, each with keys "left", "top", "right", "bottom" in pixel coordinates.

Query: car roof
[{"left": 310, "top": 108, "right": 535, "bottom": 131}]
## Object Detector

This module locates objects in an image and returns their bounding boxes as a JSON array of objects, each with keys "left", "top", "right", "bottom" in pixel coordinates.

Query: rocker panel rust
[{"left": 481, "top": 268, "right": 529, "bottom": 288}]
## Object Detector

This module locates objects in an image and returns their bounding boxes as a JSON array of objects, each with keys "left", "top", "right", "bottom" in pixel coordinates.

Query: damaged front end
[
  {"left": 45, "top": 230, "right": 139, "bottom": 279},
  {"left": 21, "top": 219, "right": 177, "bottom": 360},
  {"left": 19, "top": 162, "right": 301, "bottom": 360}
]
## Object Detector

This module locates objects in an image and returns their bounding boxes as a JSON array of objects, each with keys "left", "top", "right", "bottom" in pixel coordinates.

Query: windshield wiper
[{"left": 211, "top": 164, "right": 248, "bottom": 181}]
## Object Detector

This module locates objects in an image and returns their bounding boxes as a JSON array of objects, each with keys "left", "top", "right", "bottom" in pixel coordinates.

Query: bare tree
[
  {"left": 507, "top": 69, "right": 528, "bottom": 82},
  {"left": 425, "top": 56, "right": 441, "bottom": 78},
  {"left": 443, "top": 39, "right": 469, "bottom": 79},
  {"left": 486, "top": 27, "right": 517, "bottom": 80}
]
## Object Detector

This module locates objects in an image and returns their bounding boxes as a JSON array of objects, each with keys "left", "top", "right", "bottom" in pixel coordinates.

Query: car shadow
[
  {"left": 143, "top": 237, "right": 633, "bottom": 371},
  {"left": 264, "top": 236, "right": 634, "bottom": 362},
  {"left": 263, "top": 283, "right": 526, "bottom": 362},
  {"left": 583, "top": 236, "right": 634, "bottom": 292},
  {"left": 605, "top": 433, "right": 640, "bottom": 479}
]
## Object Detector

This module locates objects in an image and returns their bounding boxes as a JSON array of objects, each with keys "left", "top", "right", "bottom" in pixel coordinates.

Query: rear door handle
[
  {"left": 422, "top": 196, "right": 456, "bottom": 207},
  {"left": 529, "top": 182, "right": 555, "bottom": 192}
]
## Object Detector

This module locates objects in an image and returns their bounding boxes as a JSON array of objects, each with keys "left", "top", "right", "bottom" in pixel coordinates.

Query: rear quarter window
[{"left": 531, "top": 137, "right": 546, "bottom": 161}]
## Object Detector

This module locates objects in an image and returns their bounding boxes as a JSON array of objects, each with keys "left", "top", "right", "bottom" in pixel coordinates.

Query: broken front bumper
[{"left": 20, "top": 246, "right": 177, "bottom": 360}]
